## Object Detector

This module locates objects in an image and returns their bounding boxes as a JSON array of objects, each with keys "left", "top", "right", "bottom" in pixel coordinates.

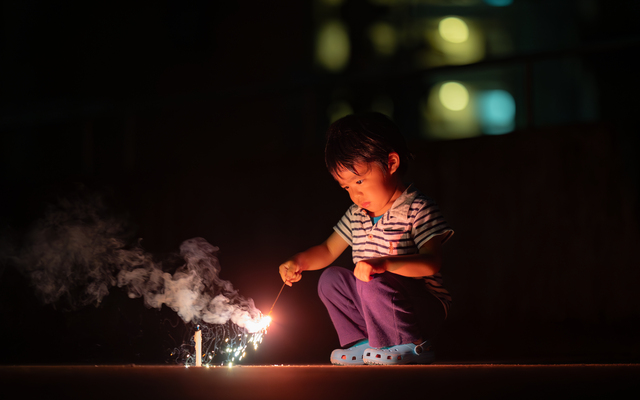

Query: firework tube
[{"left": 195, "top": 326, "right": 202, "bottom": 367}]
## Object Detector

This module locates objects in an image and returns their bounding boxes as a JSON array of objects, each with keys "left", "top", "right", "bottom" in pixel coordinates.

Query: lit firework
[{"left": 176, "top": 313, "right": 272, "bottom": 367}]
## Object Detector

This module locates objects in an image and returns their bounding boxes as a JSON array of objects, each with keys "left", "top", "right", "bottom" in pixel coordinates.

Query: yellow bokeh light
[
  {"left": 316, "top": 20, "right": 351, "bottom": 72},
  {"left": 439, "top": 82, "right": 469, "bottom": 111},
  {"left": 422, "top": 17, "right": 484, "bottom": 67},
  {"left": 369, "top": 22, "right": 397, "bottom": 56},
  {"left": 421, "top": 82, "right": 480, "bottom": 140},
  {"left": 438, "top": 17, "right": 469, "bottom": 43}
]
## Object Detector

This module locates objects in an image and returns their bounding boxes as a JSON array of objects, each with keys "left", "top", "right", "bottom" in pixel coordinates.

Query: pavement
[{"left": 1, "top": 363, "right": 639, "bottom": 400}]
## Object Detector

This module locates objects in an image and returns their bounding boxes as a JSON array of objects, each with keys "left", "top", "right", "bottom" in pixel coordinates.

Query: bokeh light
[
  {"left": 477, "top": 90, "right": 516, "bottom": 134},
  {"left": 422, "top": 81, "right": 481, "bottom": 140},
  {"left": 439, "top": 17, "right": 469, "bottom": 43},
  {"left": 369, "top": 22, "right": 398, "bottom": 56},
  {"left": 484, "top": 0, "right": 513, "bottom": 6},
  {"left": 316, "top": 20, "right": 350, "bottom": 72},
  {"left": 423, "top": 16, "right": 485, "bottom": 66},
  {"left": 439, "top": 82, "right": 469, "bottom": 111}
]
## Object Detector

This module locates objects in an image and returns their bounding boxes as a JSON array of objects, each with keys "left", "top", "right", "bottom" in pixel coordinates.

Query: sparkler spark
[
  {"left": 178, "top": 280, "right": 282, "bottom": 367},
  {"left": 178, "top": 314, "right": 271, "bottom": 367}
]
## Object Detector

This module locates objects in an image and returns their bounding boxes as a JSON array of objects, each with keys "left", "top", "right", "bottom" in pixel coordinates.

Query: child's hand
[
  {"left": 354, "top": 258, "right": 388, "bottom": 282},
  {"left": 279, "top": 259, "right": 302, "bottom": 286}
]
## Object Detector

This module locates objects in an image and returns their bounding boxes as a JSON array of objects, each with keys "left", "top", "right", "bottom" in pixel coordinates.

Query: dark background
[{"left": 1, "top": 0, "right": 639, "bottom": 365}]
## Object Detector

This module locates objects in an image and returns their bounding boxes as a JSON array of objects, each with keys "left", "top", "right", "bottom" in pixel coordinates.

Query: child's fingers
[
  {"left": 279, "top": 261, "right": 302, "bottom": 284},
  {"left": 354, "top": 261, "right": 373, "bottom": 282},
  {"left": 278, "top": 264, "right": 289, "bottom": 282},
  {"left": 278, "top": 264, "right": 290, "bottom": 281}
]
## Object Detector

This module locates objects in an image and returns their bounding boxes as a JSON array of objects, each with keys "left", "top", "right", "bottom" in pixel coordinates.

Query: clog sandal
[
  {"left": 330, "top": 339, "right": 369, "bottom": 365},
  {"left": 363, "top": 341, "right": 434, "bottom": 365}
]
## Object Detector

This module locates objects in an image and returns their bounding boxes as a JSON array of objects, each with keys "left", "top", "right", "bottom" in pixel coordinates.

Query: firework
[{"left": 179, "top": 312, "right": 271, "bottom": 367}]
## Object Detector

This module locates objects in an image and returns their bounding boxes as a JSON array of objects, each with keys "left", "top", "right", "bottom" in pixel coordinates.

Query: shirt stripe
[{"left": 333, "top": 185, "right": 454, "bottom": 315}]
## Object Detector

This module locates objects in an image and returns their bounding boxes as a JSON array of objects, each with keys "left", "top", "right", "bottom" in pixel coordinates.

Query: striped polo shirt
[{"left": 333, "top": 184, "right": 454, "bottom": 314}]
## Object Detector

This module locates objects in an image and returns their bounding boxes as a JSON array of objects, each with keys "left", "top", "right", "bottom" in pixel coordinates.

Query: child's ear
[{"left": 387, "top": 152, "right": 401, "bottom": 175}]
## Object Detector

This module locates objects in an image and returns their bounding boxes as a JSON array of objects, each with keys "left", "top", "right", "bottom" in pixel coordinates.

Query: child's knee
[
  {"left": 318, "top": 266, "right": 342, "bottom": 287},
  {"left": 317, "top": 266, "right": 349, "bottom": 297}
]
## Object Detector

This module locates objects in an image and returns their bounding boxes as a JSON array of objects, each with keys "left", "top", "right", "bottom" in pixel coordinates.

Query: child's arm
[
  {"left": 353, "top": 233, "right": 445, "bottom": 282},
  {"left": 279, "top": 232, "right": 349, "bottom": 286}
]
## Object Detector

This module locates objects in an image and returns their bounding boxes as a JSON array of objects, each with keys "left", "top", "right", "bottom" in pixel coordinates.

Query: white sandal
[{"left": 363, "top": 341, "right": 434, "bottom": 365}]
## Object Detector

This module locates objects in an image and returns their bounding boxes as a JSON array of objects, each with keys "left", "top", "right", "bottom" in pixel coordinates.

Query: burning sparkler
[
  {"left": 184, "top": 282, "right": 282, "bottom": 367},
  {"left": 181, "top": 312, "right": 271, "bottom": 367},
  {"left": 268, "top": 282, "right": 287, "bottom": 316}
]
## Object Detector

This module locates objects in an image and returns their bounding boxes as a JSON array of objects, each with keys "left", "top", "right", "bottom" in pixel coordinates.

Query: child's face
[{"left": 335, "top": 159, "right": 404, "bottom": 217}]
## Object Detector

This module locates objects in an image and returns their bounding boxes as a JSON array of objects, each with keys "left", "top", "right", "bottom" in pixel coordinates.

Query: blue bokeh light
[
  {"left": 483, "top": 0, "right": 513, "bottom": 6},
  {"left": 478, "top": 90, "right": 516, "bottom": 135}
]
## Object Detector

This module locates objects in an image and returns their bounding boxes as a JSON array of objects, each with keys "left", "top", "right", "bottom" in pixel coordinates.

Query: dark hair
[{"left": 325, "top": 112, "right": 413, "bottom": 178}]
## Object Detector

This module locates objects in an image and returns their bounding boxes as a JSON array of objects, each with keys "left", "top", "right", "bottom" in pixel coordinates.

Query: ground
[{"left": 1, "top": 363, "right": 638, "bottom": 400}]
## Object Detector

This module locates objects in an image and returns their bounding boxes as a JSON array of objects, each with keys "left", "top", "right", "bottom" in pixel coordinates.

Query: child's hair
[{"left": 325, "top": 112, "right": 413, "bottom": 178}]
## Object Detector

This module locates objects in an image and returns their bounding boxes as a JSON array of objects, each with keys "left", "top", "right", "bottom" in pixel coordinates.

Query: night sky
[{"left": 1, "top": 0, "right": 640, "bottom": 366}]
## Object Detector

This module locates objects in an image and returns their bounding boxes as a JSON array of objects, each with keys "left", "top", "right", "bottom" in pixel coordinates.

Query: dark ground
[{"left": 1, "top": 364, "right": 639, "bottom": 400}]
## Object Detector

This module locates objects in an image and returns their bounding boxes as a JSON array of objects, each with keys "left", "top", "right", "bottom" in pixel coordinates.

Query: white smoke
[
  {"left": 4, "top": 194, "right": 264, "bottom": 332},
  {"left": 117, "top": 237, "right": 263, "bottom": 331}
]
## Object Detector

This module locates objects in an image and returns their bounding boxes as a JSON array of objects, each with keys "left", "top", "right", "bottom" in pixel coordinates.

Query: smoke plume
[{"left": 3, "top": 193, "right": 264, "bottom": 332}]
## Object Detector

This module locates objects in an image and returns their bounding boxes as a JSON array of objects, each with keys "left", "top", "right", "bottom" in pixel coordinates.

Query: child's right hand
[{"left": 279, "top": 258, "right": 302, "bottom": 286}]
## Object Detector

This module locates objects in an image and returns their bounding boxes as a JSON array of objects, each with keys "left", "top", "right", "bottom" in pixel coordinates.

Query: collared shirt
[{"left": 333, "top": 184, "right": 454, "bottom": 313}]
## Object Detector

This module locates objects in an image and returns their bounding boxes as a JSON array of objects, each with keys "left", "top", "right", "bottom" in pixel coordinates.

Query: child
[{"left": 279, "top": 112, "right": 453, "bottom": 365}]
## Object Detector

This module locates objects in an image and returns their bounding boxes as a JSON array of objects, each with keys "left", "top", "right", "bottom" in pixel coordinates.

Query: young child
[{"left": 279, "top": 112, "right": 453, "bottom": 365}]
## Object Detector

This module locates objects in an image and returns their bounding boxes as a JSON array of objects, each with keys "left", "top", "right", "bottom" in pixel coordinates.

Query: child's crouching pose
[{"left": 279, "top": 112, "right": 454, "bottom": 365}]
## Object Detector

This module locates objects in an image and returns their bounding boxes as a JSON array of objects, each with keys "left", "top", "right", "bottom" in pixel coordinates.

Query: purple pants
[{"left": 318, "top": 266, "right": 446, "bottom": 349}]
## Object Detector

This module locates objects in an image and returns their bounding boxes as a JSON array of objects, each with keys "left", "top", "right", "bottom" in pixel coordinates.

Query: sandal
[
  {"left": 330, "top": 339, "right": 369, "bottom": 366},
  {"left": 363, "top": 341, "right": 434, "bottom": 365}
]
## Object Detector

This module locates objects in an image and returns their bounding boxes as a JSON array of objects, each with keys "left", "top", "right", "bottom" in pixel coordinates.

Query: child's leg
[
  {"left": 317, "top": 266, "right": 367, "bottom": 347},
  {"left": 357, "top": 272, "right": 445, "bottom": 349}
]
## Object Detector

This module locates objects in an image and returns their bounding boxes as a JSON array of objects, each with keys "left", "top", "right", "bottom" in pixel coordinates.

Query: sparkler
[
  {"left": 184, "top": 282, "right": 286, "bottom": 367},
  {"left": 183, "top": 313, "right": 271, "bottom": 367},
  {"left": 268, "top": 282, "right": 287, "bottom": 316}
]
